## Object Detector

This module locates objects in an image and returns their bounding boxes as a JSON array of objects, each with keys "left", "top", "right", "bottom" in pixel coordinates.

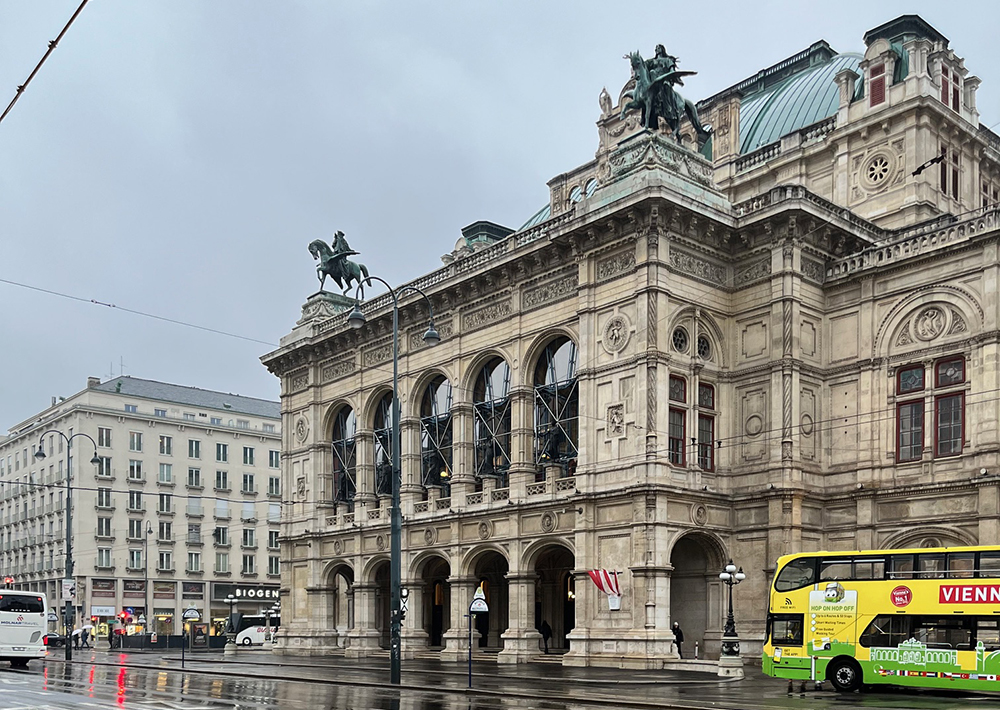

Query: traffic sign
[
  {"left": 469, "top": 585, "right": 489, "bottom": 614},
  {"left": 182, "top": 607, "right": 201, "bottom": 621},
  {"left": 47, "top": 612, "right": 58, "bottom": 623}
]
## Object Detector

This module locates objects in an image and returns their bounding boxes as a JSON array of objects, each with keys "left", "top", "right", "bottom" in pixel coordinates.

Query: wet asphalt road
[{"left": 0, "top": 652, "right": 996, "bottom": 710}]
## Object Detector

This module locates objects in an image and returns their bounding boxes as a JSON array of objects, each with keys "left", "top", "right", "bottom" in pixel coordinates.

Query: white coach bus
[{"left": 0, "top": 590, "right": 49, "bottom": 668}]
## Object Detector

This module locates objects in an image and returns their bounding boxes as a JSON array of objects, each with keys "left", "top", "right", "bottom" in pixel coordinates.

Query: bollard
[
  {"left": 787, "top": 679, "right": 794, "bottom": 695},
  {"left": 694, "top": 641, "right": 699, "bottom": 660},
  {"left": 814, "top": 680, "right": 823, "bottom": 692},
  {"left": 799, "top": 680, "right": 807, "bottom": 696}
]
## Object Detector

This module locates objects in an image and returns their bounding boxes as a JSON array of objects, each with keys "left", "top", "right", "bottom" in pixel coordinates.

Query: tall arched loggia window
[
  {"left": 420, "top": 376, "right": 453, "bottom": 496},
  {"left": 372, "top": 392, "right": 395, "bottom": 498},
  {"left": 331, "top": 407, "right": 357, "bottom": 511},
  {"left": 534, "top": 337, "right": 579, "bottom": 474},
  {"left": 474, "top": 358, "right": 512, "bottom": 489}
]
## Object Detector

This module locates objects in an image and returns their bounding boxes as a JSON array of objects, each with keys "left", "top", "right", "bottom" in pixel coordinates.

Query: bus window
[
  {"left": 770, "top": 613, "right": 803, "bottom": 647},
  {"left": 917, "top": 554, "right": 946, "bottom": 579},
  {"left": 860, "top": 614, "right": 909, "bottom": 648},
  {"left": 912, "top": 616, "right": 972, "bottom": 650},
  {"left": 819, "top": 559, "right": 852, "bottom": 582},
  {"left": 853, "top": 558, "right": 885, "bottom": 580},
  {"left": 774, "top": 558, "right": 816, "bottom": 591},
  {"left": 0, "top": 595, "right": 44, "bottom": 613},
  {"left": 977, "top": 619, "right": 1000, "bottom": 652},
  {"left": 889, "top": 554, "right": 915, "bottom": 579},
  {"left": 979, "top": 552, "right": 1000, "bottom": 578},
  {"left": 947, "top": 552, "right": 975, "bottom": 578}
]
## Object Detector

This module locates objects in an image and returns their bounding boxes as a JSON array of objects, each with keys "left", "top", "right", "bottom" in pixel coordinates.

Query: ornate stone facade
[{"left": 263, "top": 16, "right": 1000, "bottom": 668}]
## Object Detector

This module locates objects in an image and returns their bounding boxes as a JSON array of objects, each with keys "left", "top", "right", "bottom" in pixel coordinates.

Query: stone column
[
  {"left": 507, "top": 385, "right": 536, "bottom": 500},
  {"left": 449, "top": 403, "right": 476, "bottom": 506},
  {"left": 498, "top": 572, "right": 540, "bottom": 663},
  {"left": 441, "top": 576, "right": 478, "bottom": 660},
  {"left": 354, "top": 428, "right": 376, "bottom": 510},
  {"left": 399, "top": 577, "right": 428, "bottom": 658},
  {"left": 400, "top": 416, "right": 422, "bottom": 512},
  {"left": 344, "top": 582, "right": 381, "bottom": 657}
]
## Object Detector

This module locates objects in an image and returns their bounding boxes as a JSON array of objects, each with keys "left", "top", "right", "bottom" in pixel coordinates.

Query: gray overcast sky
[{"left": 2, "top": 1, "right": 998, "bottom": 429}]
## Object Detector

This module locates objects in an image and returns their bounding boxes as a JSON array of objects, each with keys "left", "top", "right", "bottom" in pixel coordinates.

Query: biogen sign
[{"left": 939, "top": 584, "right": 1000, "bottom": 604}]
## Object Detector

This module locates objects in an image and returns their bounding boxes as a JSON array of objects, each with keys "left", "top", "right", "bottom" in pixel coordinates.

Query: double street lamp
[
  {"left": 33, "top": 430, "right": 100, "bottom": 662},
  {"left": 719, "top": 559, "right": 746, "bottom": 657},
  {"left": 348, "top": 274, "right": 440, "bottom": 685},
  {"left": 225, "top": 593, "right": 237, "bottom": 645},
  {"left": 143, "top": 520, "right": 153, "bottom": 650}
]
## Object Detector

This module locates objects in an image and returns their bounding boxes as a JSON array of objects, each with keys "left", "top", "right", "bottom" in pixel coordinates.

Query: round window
[
  {"left": 696, "top": 335, "right": 712, "bottom": 360},
  {"left": 671, "top": 327, "right": 689, "bottom": 353},
  {"left": 861, "top": 152, "right": 895, "bottom": 191}
]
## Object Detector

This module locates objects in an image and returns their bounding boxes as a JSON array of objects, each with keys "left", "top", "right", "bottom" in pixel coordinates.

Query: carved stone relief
[
  {"left": 294, "top": 415, "right": 310, "bottom": 443},
  {"left": 597, "top": 249, "right": 636, "bottom": 282},
  {"left": 523, "top": 275, "right": 577, "bottom": 310},
  {"left": 606, "top": 404, "right": 625, "bottom": 436},
  {"left": 736, "top": 258, "right": 771, "bottom": 285},
  {"left": 410, "top": 321, "right": 454, "bottom": 350},
  {"left": 801, "top": 257, "right": 825, "bottom": 283},
  {"left": 691, "top": 504, "right": 708, "bottom": 526},
  {"left": 893, "top": 305, "right": 968, "bottom": 349},
  {"left": 362, "top": 343, "right": 393, "bottom": 368},
  {"left": 540, "top": 512, "right": 557, "bottom": 533},
  {"left": 321, "top": 358, "right": 355, "bottom": 383},
  {"left": 462, "top": 299, "right": 512, "bottom": 331},
  {"left": 602, "top": 314, "right": 631, "bottom": 354},
  {"left": 290, "top": 369, "right": 309, "bottom": 391},
  {"left": 669, "top": 249, "right": 727, "bottom": 286},
  {"left": 741, "top": 389, "right": 767, "bottom": 461},
  {"left": 914, "top": 306, "right": 946, "bottom": 341}
]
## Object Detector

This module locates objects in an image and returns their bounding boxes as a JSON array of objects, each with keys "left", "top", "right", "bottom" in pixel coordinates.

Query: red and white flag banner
[{"left": 588, "top": 570, "right": 622, "bottom": 610}]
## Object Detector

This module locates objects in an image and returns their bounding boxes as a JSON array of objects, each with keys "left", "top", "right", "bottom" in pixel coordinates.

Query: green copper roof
[{"left": 739, "top": 53, "right": 862, "bottom": 153}]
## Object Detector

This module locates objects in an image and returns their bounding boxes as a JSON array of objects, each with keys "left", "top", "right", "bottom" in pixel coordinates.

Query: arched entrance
[
  {"left": 670, "top": 533, "right": 725, "bottom": 658},
  {"left": 326, "top": 563, "right": 354, "bottom": 648},
  {"left": 420, "top": 556, "right": 450, "bottom": 648},
  {"left": 533, "top": 544, "right": 575, "bottom": 653},
  {"left": 373, "top": 561, "right": 391, "bottom": 649},
  {"left": 472, "top": 551, "right": 509, "bottom": 651}
]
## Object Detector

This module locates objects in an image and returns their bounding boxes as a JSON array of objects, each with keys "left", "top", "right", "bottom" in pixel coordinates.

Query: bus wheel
[
  {"left": 241, "top": 637, "right": 253, "bottom": 646},
  {"left": 828, "top": 658, "right": 862, "bottom": 692}
]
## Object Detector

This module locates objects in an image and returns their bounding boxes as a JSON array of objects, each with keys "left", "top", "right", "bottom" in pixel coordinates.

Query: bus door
[{"left": 807, "top": 578, "right": 859, "bottom": 674}]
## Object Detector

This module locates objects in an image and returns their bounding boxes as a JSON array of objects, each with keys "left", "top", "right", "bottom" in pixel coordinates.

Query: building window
[
  {"left": 128, "top": 460, "right": 143, "bottom": 481},
  {"left": 128, "top": 518, "right": 144, "bottom": 540},
  {"left": 373, "top": 393, "right": 395, "bottom": 497},
  {"left": 129, "top": 549, "right": 143, "bottom": 570},
  {"left": 698, "top": 383, "right": 715, "bottom": 409},
  {"left": 155, "top": 408, "right": 167, "bottom": 418},
  {"left": 896, "top": 356, "right": 966, "bottom": 462},
  {"left": 268, "top": 556, "right": 280, "bottom": 576},
  {"left": 237, "top": 420, "right": 250, "bottom": 430},
  {"left": 129, "top": 432, "right": 143, "bottom": 453},
  {"left": 187, "top": 552, "right": 201, "bottom": 573},
  {"left": 533, "top": 337, "right": 579, "bottom": 467},
  {"left": 97, "top": 548, "right": 112, "bottom": 568},
  {"left": 216, "top": 443, "right": 228, "bottom": 463},
  {"left": 96, "top": 456, "right": 112, "bottom": 478},
  {"left": 268, "top": 530, "right": 279, "bottom": 549},
  {"left": 983, "top": 180, "right": 1000, "bottom": 210},
  {"left": 940, "top": 144, "right": 960, "bottom": 201},
  {"left": 125, "top": 404, "right": 138, "bottom": 414},
  {"left": 210, "top": 417, "right": 222, "bottom": 426},
  {"left": 158, "top": 463, "right": 172, "bottom": 483},
  {"left": 158, "top": 551, "right": 172, "bottom": 571},
  {"left": 159, "top": 435, "right": 172, "bottom": 456},
  {"left": 669, "top": 375, "right": 686, "bottom": 403},
  {"left": 268, "top": 450, "right": 280, "bottom": 468},
  {"left": 158, "top": 521, "right": 172, "bottom": 541},
  {"left": 243, "top": 447, "right": 255, "bottom": 466},
  {"left": 158, "top": 493, "right": 172, "bottom": 514},
  {"left": 183, "top": 413, "right": 196, "bottom": 421},
  {"left": 869, "top": 63, "right": 886, "bottom": 107},
  {"left": 696, "top": 335, "right": 712, "bottom": 360},
  {"left": 268, "top": 476, "right": 280, "bottom": 496},
  {"left": 97, "top": 517, "right": 112, "bottom": 537},
  {"left": 98, "top": 427, "right": 112, "bottom": 447},
  {"left": 128, "top": 491, "right": 143, "bottom": 512},
  {"left": 241, "top": 555, "right": 255, "bottom": 575},
  {"left": 216, "top": 470, "right": 229, "bottom": 491},
  {"left": 242, "top": 528, "right": 256, "bottom": 548},
  {"left": 474, "top": 357, "right": 512, "bottom": 489},
  {"left": 188, "top": 440, "right": 201, "bottom": 459},
  {"left": 671, "top": 327, "right": 689, "bottom": 353},
  {"left": 262, "top": 423, "right": 275, "bottom": 433},
  {"left": 97, "top": 487, "right": 112, "bottom": 508},
  {"left": 668, "top": 409, "right": 685, "bottom": 466},
  {"left": 941, "top": 66, "right": 961, "bottom": 112},
  {"left": 331, "top": 407, "right": 357, "bottom": 510},
  {"left": 213, "top": 526, "right": 229, "bottom": 546},
  {"left": 215, "top": 552, "right": 229, "bottom": 573},
  {"left": 242, "top": 473, "right": 255, "bottom": 494},
  {"left": 187, "top": 468, "right": 202, "bottom": 488},
  {"left": 698, "top": 414, "right": 715, "bottom": 471},
  {"left": 420, "top": 376, "right": 453, "bottom": 494}
]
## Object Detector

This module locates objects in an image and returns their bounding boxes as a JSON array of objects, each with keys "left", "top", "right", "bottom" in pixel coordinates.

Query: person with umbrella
[
  {"left": 71, "top": 627, "right": 82, "bottom": 649},
  {"left": 81, "top": 623, "right": 93, "bottom": 648}
]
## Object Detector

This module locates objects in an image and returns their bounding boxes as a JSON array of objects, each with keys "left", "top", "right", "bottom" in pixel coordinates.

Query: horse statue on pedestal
[
  {"left": 620, "top": 48, "right": 711, "bottom": 144},
  {"left": 308, "top": 231, "right": 371, "bottom": 294}
]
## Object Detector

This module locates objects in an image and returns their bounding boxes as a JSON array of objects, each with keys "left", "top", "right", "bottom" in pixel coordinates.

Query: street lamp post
[
  {"left": 225, "top": 594, "right": 237, "bottom": 645},
  {"left": 719, "top": 559, "right": 746, "bottom": 657},
  {"left": 143, "top": 520, "right": 153, "bottom": 650},
  {"left": 348, "top": 275, "right": 440, "bottom": 685},
  {"left": 34, "top": 429, "right": 100, "bottom": 663}
]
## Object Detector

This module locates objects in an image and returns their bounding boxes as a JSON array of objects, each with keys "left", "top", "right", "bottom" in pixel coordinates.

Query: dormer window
[
  {"left": 869, "top": 63, "right": 886, "bottom": 107},
  {"left": 941, "top": 67, "right": 960, "bottom": 112}
]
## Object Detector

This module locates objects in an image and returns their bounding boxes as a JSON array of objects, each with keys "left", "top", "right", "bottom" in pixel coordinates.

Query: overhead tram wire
[
  {"left": 0, "top": 277, "right": 278, "bottom": 348},
  {"left": 0, "top": 0, "right": 91, "bottom": 127}
]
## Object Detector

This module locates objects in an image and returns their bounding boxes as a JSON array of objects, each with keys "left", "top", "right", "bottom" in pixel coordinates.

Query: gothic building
[{"left": 262, "top": 15, "right": 1000, "bottom": 666}]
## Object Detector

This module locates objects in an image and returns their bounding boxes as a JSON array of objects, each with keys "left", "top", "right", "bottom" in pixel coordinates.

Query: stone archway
[
  {"left": 473, "top": 550, "right": 509, "bottom": 651},
  {"left": 419, "top": 556, "right": 451, "bottom": 648},
  {"left": 533, "top": 544, "right": 575, "bottom": 653},
  {"left": 373, "top": 560, "right": 391, "bottom": 649},
  {"left": 326, "top": 563, "right": 354, "bottom": 648},
  {"left": 670, "top": 533, "right": 725, "bottom": 659}
]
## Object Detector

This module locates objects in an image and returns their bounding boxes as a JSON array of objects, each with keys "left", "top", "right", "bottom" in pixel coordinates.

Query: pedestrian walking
[
  {"left": 672, "top": 621, "right": 685, "bottom": 658},
  {"left": 71, "top": 628, "right": 82, "bottom": 649},
  {"left": 540, "top": 620, "right": 552, "bottom": 654},
  {"left": 81, "top": 628, "right": 91, "bottom": 648}
]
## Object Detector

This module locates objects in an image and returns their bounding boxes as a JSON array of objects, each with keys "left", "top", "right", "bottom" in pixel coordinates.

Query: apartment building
[{"left": 0, "top": 376, "right": 282, "bottom": 637}]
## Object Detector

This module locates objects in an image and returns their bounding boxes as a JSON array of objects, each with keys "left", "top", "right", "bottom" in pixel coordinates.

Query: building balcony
[
  {"left": 157, "top": 566, "right": 175, "bottom": 573},
  {"left": 240, "top": 571, "right": 257, "bottom": 578},
  {"left": 185, "top": 567, "right": 203, "bottom": 575},
  {"left": 214, "top": 509, "right": 230, "bottom": 520},
  {"left": 126, "top": 506, "right": 146, "bottom": 514},
  {"left": 95, "top": 564, "right": 115, "bottom": 572},
  {"left": 156, "top": 479, "right": 175, "bottom": 488},
  {"left": 126, "top": 564, "right": 144, "bottom": 572},
  {"left": 186, "top": 483, "right": 204, "bottom": 491},
  {"left": 187, "top": 536, "right": 203, "bottom": 546},
  {"left": 241, "top": 487, "right": 258, "bottom": 496},
  {"left": 157, "top": 536, "right": 175, "bottom": 545},
  {"left": 96, "top": 503, "right": 116, "bottom": 512},
  {"left": 126, "top": 476, "right": 146, "bottom": 485},
  {"left": 214, "top": 568, "right": 231, "bottom": 576},
  {"left": 241, "top": 543, "right": 257, "bottom": 550},
  {"left": 186, "top": 506, "right": 204, "bottom": 518},
  {"left": 157, "top": 509, "right": 175, "bottom": 516}
]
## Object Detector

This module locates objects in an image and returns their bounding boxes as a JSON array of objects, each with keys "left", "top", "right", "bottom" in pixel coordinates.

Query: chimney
[
  {"left": 51, "top": 397, "right": 57, "bottom": 406},
  {"left": 87, "top": 376, "right": 100, "bottom": 388}
]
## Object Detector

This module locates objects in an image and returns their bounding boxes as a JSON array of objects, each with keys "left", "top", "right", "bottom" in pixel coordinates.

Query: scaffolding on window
[
  {"left": 474, "top": 359, "right": 512, "bottom": 489},
  {"left": 331, "top": 408, "right": 357, "bottom": 512},
  {"left": 534, "top": 339, "right": 579, "bottom": 475},
  {"left": 420, "top": 378, "right": 453, "bottom": 497},
  {"left": 373, "top": 394, "right": 394, "bottom": 499}
]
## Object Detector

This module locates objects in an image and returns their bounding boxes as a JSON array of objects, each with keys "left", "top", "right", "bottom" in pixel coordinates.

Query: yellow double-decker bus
[{"left": 763, "top": 545, "right": 1000, "bottom": 693}]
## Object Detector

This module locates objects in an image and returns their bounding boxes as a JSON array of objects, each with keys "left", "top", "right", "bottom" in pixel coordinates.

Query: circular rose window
[
  {"left": 671, "top": 327, "right": 689, "bottom": 353},
  {"left": 862, "top": 152, "right": 895, "bottom": 191}
]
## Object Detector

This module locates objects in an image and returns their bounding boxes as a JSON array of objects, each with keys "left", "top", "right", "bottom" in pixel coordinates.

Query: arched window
[
  {"left": 420, "top": 376, "right": 453, "bottom": 495},
  {"left": 331, "top": 407, "right": 357, "bottom": 511},
  {"left": 474, "top": 358, "right": 512, "bottom": 489},
  {"left": 534, "top": 337, "right": 579, "bottom": 469},
  {"left": 373, "top": 392, "right": 395, "bottom": 498}
]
